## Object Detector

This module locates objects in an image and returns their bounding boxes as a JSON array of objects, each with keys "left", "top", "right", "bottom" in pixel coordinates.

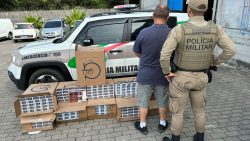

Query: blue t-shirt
[{"left": 133, "top": 24, "right": 170, "bottom": 86}]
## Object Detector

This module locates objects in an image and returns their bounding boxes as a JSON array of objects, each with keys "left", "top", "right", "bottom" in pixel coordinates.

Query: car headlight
[{"left": 54, "top": 31, "right": 60, "bottom": 35}]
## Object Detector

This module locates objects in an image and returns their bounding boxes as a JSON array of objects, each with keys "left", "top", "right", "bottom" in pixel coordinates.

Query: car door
[
  {"left": 124, "top": 16, "right": 178, "bottom": 75},
  {"left": 71, "top": 18, "right": 128, "bottom": 79},
  {"left": 123, "top": 17, "right": 154, "bottom": 75}
]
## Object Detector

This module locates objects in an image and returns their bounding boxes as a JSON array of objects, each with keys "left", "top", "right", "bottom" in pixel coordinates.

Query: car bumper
[
  {"left": 42, "top": 35, "right": 61, "bottom": 39},
  {"left": 8, "top": 71, "right": 25, "bottom": 90},
  {"left": 14, "top": 35, "right": 36, "bottom": 40},
  {"left": 8, "top": 63, "right": 25, "bottom": 90}
]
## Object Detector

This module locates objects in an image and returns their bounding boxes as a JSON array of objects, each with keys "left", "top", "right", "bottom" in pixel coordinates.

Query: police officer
[{"left": 160, "top": 0, "right": 236, "bottom": 141}]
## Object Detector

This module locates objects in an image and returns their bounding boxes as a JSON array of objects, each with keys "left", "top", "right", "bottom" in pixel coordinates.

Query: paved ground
[{"left": 0, "top": 39, "right": 250, "bottom": 141}]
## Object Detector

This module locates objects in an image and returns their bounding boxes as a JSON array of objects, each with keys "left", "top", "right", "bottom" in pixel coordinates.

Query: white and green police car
[{"left": 8, "top": 5, "right": 188, "bottom": 90}]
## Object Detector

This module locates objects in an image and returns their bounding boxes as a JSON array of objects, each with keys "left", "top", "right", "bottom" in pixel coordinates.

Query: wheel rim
[{"left": 35, "top": 75, "right": 58, "bottom": 83}]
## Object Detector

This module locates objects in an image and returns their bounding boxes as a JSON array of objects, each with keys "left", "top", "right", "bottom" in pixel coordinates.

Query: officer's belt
[{"left": 176, "top": 66, "right": 209, "bottom": 73}]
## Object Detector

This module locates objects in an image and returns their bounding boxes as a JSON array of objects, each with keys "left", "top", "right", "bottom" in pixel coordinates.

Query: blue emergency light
[{"left": 168, "top": 0, "right": 184, "bottom": 11}]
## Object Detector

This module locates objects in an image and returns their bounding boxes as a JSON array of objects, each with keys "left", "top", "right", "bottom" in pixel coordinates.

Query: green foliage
[
  {"left": 85, "top": 0, "right": 109, "bottom": 8},
  {"left": 24, "top": 16, "right": 44, "bottom": 29},
  {"left": 65, "top": 8, "right": 86, "bottom": 27},
  {"left": 0, "top": 0, "right": 117, "bottom": 11}
]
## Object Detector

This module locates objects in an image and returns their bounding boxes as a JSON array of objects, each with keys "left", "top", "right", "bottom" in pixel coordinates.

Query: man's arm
[
  {"left": 214, "top": 25, "right": 236, "bottom": 65},
  {"left": 160, "top": 27, "right": 180, "bottom": 75},
  {"left": 133, "top": 31, "right": 143, "bottom": 58}
]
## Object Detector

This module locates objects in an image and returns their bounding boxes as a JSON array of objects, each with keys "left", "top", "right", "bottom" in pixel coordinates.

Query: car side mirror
[{"left": 82, "top": 36, "right": 93, "bottom": 46}]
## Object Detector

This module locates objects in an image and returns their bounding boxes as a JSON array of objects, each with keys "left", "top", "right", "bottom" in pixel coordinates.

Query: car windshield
[
  {"left": 44, "top": 21, "right": 62, "bottom": 28},
  {"left": 14, "top": 24, "right": 32, "bottom": 29},
  {"left": 75, "top": 21, "right": 82, "bottom": 27},
  {"left": 53, "top": 25, "right": 78, "bottom": 43}
]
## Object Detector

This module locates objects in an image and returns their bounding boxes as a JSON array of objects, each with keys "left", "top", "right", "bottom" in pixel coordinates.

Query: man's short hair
[
  {"left": 190, "top": 7, "right": 205, "bottom": 16},
  {"left": 153, "top": 5, "right": 169, "bottom": 20}
]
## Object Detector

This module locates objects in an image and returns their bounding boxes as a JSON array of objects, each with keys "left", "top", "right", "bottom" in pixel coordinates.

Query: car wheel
[
  {"left": 28, "top": 68, "right": 65, "bottom": 86},
  {"left": 8, "top": 32, "right": 13, "bottom": 39},
  {"left": 13, "top": 39, "right": 18, "bottom": 43}
]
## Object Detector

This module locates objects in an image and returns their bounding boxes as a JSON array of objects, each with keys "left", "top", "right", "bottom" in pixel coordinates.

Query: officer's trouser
[{"left": 169, "top": 71, "right": 208, "bottom": 136}]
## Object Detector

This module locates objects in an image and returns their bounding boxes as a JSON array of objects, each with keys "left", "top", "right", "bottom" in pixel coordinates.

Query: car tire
[
  {"left": 8, "top": 32, "right": 13, "bottom": 39},
  {"left": 13, "top": 39, "right": 18, "bottom": 43},
  {"left": 28, "top": 68, "right": 65, "bottom": 86}
]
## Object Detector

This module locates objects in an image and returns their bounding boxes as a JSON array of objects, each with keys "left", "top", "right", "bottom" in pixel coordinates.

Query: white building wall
[
  {"left": 216, "top": 0, "right": 250, "bottom": 67},
  {"left": 140, "top": 0, "right": 167, "bottom": 10}
]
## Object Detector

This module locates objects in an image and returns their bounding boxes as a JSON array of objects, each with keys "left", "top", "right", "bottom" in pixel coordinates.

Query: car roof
[{"left": 85, "top": 12, "right": 188, "bottom": 22}]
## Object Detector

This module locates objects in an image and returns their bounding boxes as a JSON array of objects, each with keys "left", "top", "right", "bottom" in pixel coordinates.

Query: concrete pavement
[{"left": 0, "top": 40, "right": 249, "bottom": 141}]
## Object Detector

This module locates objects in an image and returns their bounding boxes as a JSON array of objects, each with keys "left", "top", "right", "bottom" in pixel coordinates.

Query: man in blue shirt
[{"left": 133, "top": 5, "right": 171, "bottom": 135}]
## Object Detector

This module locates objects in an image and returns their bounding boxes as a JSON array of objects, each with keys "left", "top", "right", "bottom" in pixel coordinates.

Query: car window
[
  {"left": 86, "top": 23, "right": 124, "bottom": 44},
  {"left": 14, "top": 24, "right": 33, "bottom": 29},
  {"left": 131, "top": 19, "right": 154, "bottom": 41},
  {"left": 130, "top": 16, "right": 178, "bottom": 41},
  {"left": 75, "top": 21, "right": 82, "bottom": 27},
  {"left": 44, "top": 21, "right": 62, "bottom": 28}
]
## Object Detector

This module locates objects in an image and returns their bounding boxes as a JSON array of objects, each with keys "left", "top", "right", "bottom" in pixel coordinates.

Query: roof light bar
[{"left": 113, "top": 4, "right": 138, "bottom": 11}]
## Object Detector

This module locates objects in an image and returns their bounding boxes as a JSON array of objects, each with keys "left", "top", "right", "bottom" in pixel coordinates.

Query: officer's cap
[{"left": 186, "top": 0, "right": 208, "bottom": 12}]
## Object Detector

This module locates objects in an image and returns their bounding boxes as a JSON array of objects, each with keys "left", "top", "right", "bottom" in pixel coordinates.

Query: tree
[
  {"left": 65, "top": 8, "right": 86, "bottom": 27},
  {"left": 0, "top": 0, "right": 16, "bottom": 11},
  {"left": 24, "top": 16, "right": 44, "bottom": 29}
]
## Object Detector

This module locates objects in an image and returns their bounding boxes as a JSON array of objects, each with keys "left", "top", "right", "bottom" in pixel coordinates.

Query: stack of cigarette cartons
[
  {"left": 113, "top": 77, "right": 140, "bottom": 121},
  {"left": 114, "top": 77, "right": 158, "bottom": 121},
  {"left": 75, "top": 46, "right": 117, "bottom": 120},
  {"left": 14, "top": 45, "right": 162, "bottom": 133},
  {"left": 14, "top": 83, "right": 58, "bottom": 133},
  {"left": 55, "top": 81, "right": 87, "bottom": 123},
  {"left": 86, "top": 79, "right": 116, "bottom": 120}
]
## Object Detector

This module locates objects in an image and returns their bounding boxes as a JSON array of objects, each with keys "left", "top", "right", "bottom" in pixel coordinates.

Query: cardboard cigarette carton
[
  {"left": 20, "top": 113, "right": 56, "bottom": 133},
  {"left": 14, "top": 83, "right": 58, "bottom": 117},
  {"left": 87, "top": 98, "right": 116, "bottom": 120},
  {"left": 116, "top": 97, "right": 139, "bottom": 121},
  {"left": 86, "top": 79, "right": 115, "bottom": 99},
  {"left": 55, "top": 102, "right": 87, "bottom": 122},
  {"left": 76, "top": 46, "right": 106, "bottom": 86},
  {"left": 56, "top": 81, "right": 87, "bottom": 103},
  {"left": 113, "top": 77, "right": 138, "bottom": 98}
]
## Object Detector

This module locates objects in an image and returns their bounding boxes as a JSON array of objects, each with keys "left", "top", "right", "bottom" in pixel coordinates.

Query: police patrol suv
[{"left": 8, "top": 5, "right": 188, "bottom": 90}]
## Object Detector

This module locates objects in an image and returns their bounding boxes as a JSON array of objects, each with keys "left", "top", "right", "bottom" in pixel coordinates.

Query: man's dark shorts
[{"left": 136, "top": 83, "right": 168, "bottom": 108}]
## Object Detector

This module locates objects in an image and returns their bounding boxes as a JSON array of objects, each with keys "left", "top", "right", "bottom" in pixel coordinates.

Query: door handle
[{"left": 109, "top": 49, "right": 123, "bottom": 53}]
